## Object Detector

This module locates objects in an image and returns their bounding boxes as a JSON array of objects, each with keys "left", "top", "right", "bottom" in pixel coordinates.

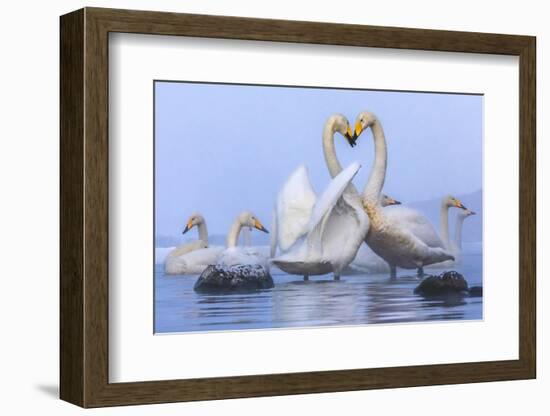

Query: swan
[
  {"left": 216, "top": 211, "right": 270, "bottom": 269},
  {"left": 164, "top": 213, "right": 223, "bottom": 275},
  {"left": 271, "top": 162, "right": 369, "bottom": 280},
  {"left": 270, "top": 114, "right": 369, "bottom": 280},
  {"left": 352, "top": 111, "right": 455, "bottom": 278},
  {"left": 441, "top": 196, "right": 469, "bottom": 250},
  {"left": 240, "top": 226, "right": 252, "bottom": 246},
  {"left": 449, "top": 208, "right": 476, "bottom": 262},
  {"left": 382, "top": 195, "right": 469, "bottom": 274},
  {"left": 194, "top": 211, "right": 273, "bottom": 292},
  {"left": 380, "top": 194, "right": 401, "bottom": 207},
  {"left": 270, "top": 114, "right": 356, "bottom": 258},
  {"left": 346, "top": 194, "right": 402, "bottom": 274}
]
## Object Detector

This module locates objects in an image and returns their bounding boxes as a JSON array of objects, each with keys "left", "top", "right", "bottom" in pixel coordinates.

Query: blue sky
[{"left": 155, "top": 81, "right": 482, "bottom": 237}]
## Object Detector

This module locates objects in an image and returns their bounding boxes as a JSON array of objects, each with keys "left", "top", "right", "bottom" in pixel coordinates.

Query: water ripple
[{"left": 155, "top": 253, "right": 483, "bottom": 333}]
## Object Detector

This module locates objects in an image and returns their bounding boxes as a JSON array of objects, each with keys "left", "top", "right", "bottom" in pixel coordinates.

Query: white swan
[
  {"left": 346, "top": 194, "right": 402, "bottom": 274},
  {"left": 217, "top": 211, "right": 270, "bottom": 270},
  {"left": 440, "top": 195, "right": 469, "bottom": 249},
  {"left": 270, "top": 114, "right": 369, "bottom": 280},
  {"left": 449, "top": 208, "right": 476, "bottom": 262},
  {"left": 353, "top": 111, "right": 455, "bottom": 278},
  {"left": 194, "top": 212, "right": 273, "bottom": 292},
  {"left": 270, "top": 114, "right": 356, "bottom": 257},
  {"left": 382, "top": 195, "right": 469, "bottom": 274},
  {"left": 271, "top": 162, "right": 369, "bottom": 280},
  {"left": 164, "top": 213, "right": 223, "bottom": 275}
]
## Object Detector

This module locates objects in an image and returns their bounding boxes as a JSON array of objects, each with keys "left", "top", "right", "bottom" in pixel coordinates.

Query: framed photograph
[{"left": 60, "top": 7, "right": 536, "bottom": 408}]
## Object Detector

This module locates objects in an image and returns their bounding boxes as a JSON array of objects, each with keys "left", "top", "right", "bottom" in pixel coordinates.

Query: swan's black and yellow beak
[
  {"left": 388, "top": 197, "right": 402, "bottom": 206},
  {"left": 352, "top": 121, "right": 364, "bottom": 144},
  {"left": 345, "top": 126, "right": 357, "bottom": 147},
  {"left": 182, "top": 219, "right": 193, "bottom": 234},
  {"left": 254, "top": 219, "right": 269, "bottom": 234},
  {"left": 454, "top": 199, "right": 468, "bottom": 210}
]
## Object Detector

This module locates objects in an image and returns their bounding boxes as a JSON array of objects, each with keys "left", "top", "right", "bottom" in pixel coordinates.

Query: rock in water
[
  {"left": 194, "top": 264, "right": 274, "bottom": 293},
  {"left": 414, "top": 271, "right": 469, "bottom": 297},
  {"left": 468, "top": 286, "right": 483, "bottom": 297}
]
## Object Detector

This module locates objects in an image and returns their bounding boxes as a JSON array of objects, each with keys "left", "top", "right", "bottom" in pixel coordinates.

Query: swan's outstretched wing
[
  {"left": 272, "top": 163, "right": 369, "bottom": 275},
  {"left": 384, "top": 205, "right": 444, "bottom": 249},
  {"left": 275, "top": 165, "right": 317, "bottom": 252},
  {"left": 307, "top": 162, "right": 361, "bottom": 235},
  {"left": 306, "top": 162, "right": 370, "bottom": 258}
]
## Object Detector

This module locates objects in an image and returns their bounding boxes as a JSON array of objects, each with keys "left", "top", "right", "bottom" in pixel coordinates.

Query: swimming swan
[
  {"left": 270, "top": 114, "right": 356, "bottom": 256},
  {"left": 382, "top": 195, "right": 469, "bottom": 274},
  {"left": 450, "top": 208, "right": 476, "bottom": 263},
  {"left": 164, "top": 213, "right": 223, "bottom": 275},
  {"left": 194, "top": 211, "right": 273, "bottom": 292},
  {"left": 347, "top": 195, "right": 402, "bottom": 274},
  {"left": 217, "top": 211, "right": 270, "bottom": 269},
  {"left": 353, "top": 111, "right": 455, "bottom": 278},
  {"left": 271, "top": 114, "right": 369, "bottom": 280},
  {"left": 271, "top": 162, "right": 369, "bottom": 280}
]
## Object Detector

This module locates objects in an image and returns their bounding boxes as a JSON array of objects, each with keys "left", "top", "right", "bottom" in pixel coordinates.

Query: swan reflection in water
[{"left": 154, "top": 250, "right": 481, "bottom": 334}]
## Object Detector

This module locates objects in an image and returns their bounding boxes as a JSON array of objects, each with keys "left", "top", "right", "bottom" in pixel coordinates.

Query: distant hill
[{"left": 156, "top": 190, "right": 482, "bottom": 248}]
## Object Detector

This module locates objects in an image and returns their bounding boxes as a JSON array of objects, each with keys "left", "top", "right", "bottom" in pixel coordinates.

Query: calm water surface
[{"left": 155, "top": 252, "right": 483, "bottom": 333}]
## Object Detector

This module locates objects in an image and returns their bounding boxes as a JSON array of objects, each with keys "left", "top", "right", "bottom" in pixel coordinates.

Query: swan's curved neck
[
  {"left": 322, "top": 121, "right": 344, "bottom": 178},
  {"left": 270, "top": 208, "right": 278, "bottom": 258},
  {"left": 323, "top": 120, "right": 359, "bottom": 196},
  {"left": 197, "top": 221, "right": 208, "bottom": 245},
  {"left": 362, "top": 120, "right": 387, "bottom": 203},
  {"left": 241, "top": 226, "right": 252, "bottom": 246},
  {"left": 454, "top": 215, "right": 466, "bottom": 250},
  {"left": 226, "top": 220, "right": 243, "bottom": 248},
  {"left": 440, "top": 202, "right": 450, "bottom": 248}
]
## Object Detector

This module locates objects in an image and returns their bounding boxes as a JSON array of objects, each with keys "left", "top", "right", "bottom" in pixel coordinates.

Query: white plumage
[
  {"left": 378, "top": 196, "right": 470, "bottom": 272},
  {"left": 273, "top": 165, "right": 317, "bottom": 252},
  {"left": 216, "top": 211, "right": 270, "bottom": 271},
  {"left": 271, "top": 162, "right": 370, "bottom": 278},
  {"left": 217, "top": 246, "right": 269, "bottom": 270},
  {"left": 383, "top": 205, "right": 444, "bottom": 249},
  {"left": 165, "top": 245, "right": 223, "bottom": 275},
  {"left": 164, "top": 213, "right": 223, "bottom": 275},
  {"left": 449, "top": 209, "right": 476, "bottom": 264},
  {"left": 352, "top": 111, "right": 455, "bottom": 277}
]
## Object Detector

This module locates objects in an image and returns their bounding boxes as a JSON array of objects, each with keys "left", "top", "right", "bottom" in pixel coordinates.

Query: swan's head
[
  {"left": 381, "top": 194, "right": 401, "bottom": 207},
  {"left": 328, "top": 114, "right": 354, "bottom": 147},
  {"left": 459, "top": 209, "right": 476, "bottom": 217},
  {"left": 239, "top": 211, "right": 269, "bottom": 234},
  {"left": 352, "top": 111, "right": 378, "bottom": 142},
  {"left": 443, "top": 195, "right": 468, "bottom": 210},
  {"left": 182, "top": 213, "right": 204, "bottom": 234}
]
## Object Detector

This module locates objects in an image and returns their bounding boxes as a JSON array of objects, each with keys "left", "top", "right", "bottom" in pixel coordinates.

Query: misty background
[{"left": 155, "top": 81, "right": 483, "bottom": 247}]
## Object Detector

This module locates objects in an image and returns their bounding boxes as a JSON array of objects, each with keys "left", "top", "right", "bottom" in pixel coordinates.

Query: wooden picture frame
[{"left": 60, "top": 7, "right": 536, "bottom": 408}]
